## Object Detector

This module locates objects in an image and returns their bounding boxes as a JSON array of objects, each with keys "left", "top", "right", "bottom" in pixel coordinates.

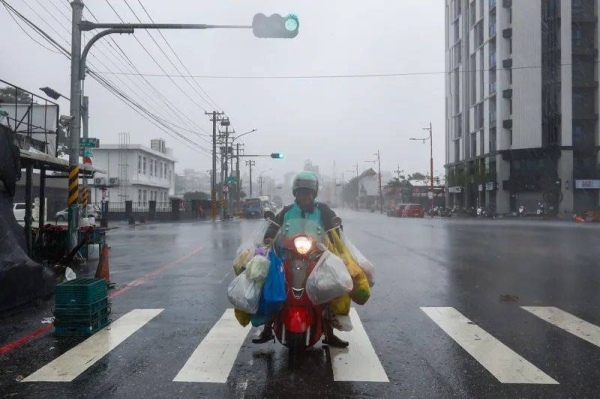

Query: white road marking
[
  {"left": 329, "top": 308, "right": 389, "bottom": 382},
  {"left": 173, "top": 308, "right": 251, "bottom": 383},
  {"left": 522, "top": 306, "right": 600, "bottom": 348},
  {"left": 23, "top": 309, "right": 163, "bottom": 382},
  {"left": 421, "top": 307, "right": 558, "bottom": 384}
]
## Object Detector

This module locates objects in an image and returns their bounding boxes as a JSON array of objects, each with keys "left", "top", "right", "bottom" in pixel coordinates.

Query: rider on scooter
[{"left": 252, "top": 171, "right": 349, "bottom": 348}]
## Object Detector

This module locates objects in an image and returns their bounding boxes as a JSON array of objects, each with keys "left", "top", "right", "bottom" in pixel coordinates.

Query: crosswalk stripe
[
  {"left": 329, "top": 308, "right": 389, "bottom": 382},
  {"left": 522, "top": 306, "right": 600, "bottom": 348},
  {"left": 23, "top": 309, "right": 164, "bottom": 382},
  {"left": 421, "top": 307, "right": 558, "bottom": 384},
  {"left": 173, "top": 309, "right": 251, "bottom": 383}
]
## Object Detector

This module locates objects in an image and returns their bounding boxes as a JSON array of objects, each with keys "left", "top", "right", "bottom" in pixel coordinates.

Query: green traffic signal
[
  {"left": 271, "top": 153, "right": 284, "bottom": 159},
  {"left": 253, "top": 13, "right": 299, "bottom": 38}
]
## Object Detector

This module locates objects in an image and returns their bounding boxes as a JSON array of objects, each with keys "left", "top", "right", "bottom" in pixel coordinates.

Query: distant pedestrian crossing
[{"left": 21, "top": 306, "right": 600, "bottom": 385}]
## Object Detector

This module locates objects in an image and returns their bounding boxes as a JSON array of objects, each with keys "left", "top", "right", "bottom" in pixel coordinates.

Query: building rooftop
[{"left": 95, "top": 144, "right": 177, "bottom": 163}]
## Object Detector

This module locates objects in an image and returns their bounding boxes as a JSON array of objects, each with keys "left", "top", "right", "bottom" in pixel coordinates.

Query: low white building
[{"left": 89, "top": 139, "right": 177, "bottom": 205}]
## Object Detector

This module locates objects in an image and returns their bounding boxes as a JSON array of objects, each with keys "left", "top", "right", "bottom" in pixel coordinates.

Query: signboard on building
[
  {"left": 80, "top": 138, "right": 99, "bottom": 148},
  {"left": 575, "top": 180, "right": 600, "bottom": 189},
  {"left": 486, "top": 182, "right": 495, "bottom": 191},
  {"left": 448, "top": 186, "right": 462, "bottom": 193},
  {"left": 478, "top": 184, "right": 483, "bottom": 192}
]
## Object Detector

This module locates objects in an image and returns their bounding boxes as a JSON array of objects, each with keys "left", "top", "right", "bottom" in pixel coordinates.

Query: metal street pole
[
  {"left": 354, "top": 163, "right": 359, "bottom": 210},
  {"left": 410, "top": 122, "right": 434, "bottom": 213},
  {"left": 236, "top": 143, "right": 243, "bottom": 211},
  {"left": 375, "top": 150, "right": 383, "bottom": 214},
  {"left": 67, "top": 0, "right": 84, "bottom": 250},
  {"left": 246, "top": 160, "right": 255, "bottom": 197}
]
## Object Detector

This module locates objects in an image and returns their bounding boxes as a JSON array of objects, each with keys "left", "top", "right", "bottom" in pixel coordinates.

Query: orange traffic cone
[
  {"left": 575, "top": 216, "right": 585, "bottom": 223},
  {"left": 95, "top": 244, "right": 113, "bottom": 287}
]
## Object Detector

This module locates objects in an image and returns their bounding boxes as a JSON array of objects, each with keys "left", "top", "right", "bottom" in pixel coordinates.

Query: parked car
[
  {"left": 55, "top": 205, "right": 100, "bottom": 222},
  {"left": 402, "top": 204, "right": 425, "bottom": 218},
  {"left": 387, "top": 204, "right": 408, "bottom": 217},
  {"left": 13, "top": 203, "right": 36, "bottom": 221}
]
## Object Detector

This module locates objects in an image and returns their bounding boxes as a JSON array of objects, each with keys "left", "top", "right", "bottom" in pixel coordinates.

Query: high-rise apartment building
[{"left": 445, "top": 0, "right": 599, "bottom": 214}]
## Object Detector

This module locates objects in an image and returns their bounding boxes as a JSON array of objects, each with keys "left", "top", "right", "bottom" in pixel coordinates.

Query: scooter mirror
[
  {"left": 331, "top": 216, "right": 342, "bottom": 228},
  {"left": 264, "top": 211, "right": 276, "bottom": 221}
]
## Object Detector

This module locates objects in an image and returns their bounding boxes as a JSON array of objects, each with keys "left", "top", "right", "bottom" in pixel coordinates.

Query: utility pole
[
  {"left": 395, "top": 165, "right": 404, "bottom": 180},
  {"left": 246, "top": 160, "right": 255, "bottom": 197},
  {"left": 410, "top": 122, "right": 434, "bottom": 213},
  {"left": 372, "top": 151, "right": 383, "bottom": 214},
  {"left": 206, "top": 111, "right": 225, "bottom": 220},
  {"left": 67, "top": 0, "right": 84, "bottom": 249},
  {"left": 236, "top": 143, "right": 243, "bottom": 211},
  {"left": 354, "top": 163, "right": 359, "bottom": 210},
  {"left": 259, "top": 176, "right": 265, "bottom": 196}
]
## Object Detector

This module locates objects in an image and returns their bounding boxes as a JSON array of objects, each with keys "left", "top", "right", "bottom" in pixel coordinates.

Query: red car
[
  {"left": 387, "top": 204, "right": 408, "bottom": 217},
  {"left": 402, "top": 204, "right": 425, "bottom": 218}
]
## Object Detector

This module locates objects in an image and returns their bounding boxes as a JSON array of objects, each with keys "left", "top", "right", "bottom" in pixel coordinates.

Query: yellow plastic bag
[
  {"left": 330, "top": 294, "right": 351, "bottom": 316},
  {"left": 351, "top": 271, "right": 371, "bottom": 305},
  {"left": 234, "top": 308, "right": 252, "bottom": 327},
  {"left": 345, "top": 258, "right": 363, "bottom": 279},
  {"left": 233, "top": 248, "right": 252, "bottom": 276}
]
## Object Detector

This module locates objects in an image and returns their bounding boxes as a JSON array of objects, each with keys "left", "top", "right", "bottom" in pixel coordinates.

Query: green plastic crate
[
  {"left": 54, "top": 298, "right": 109, "bottom": 318},
  {"left": 54, "top": 316, "right": 111, "bottom": 337},
  {"left": 55, "top": 278, "right": 107, "bottom": 307},
  {"left": 54, "top": 306, "right": 111, "bottom": 326}
]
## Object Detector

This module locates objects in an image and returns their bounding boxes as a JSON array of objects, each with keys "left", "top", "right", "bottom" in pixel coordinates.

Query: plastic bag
[
  {"left": 329, "top": 314, "right": 353, "bottom": 332},
  {"left": 227, "top": 271, "right": 262, "bottom": 314},
  {"left": 232, "top": 221, "right": 270, "bottom": 276},
  {"left": 234, "top": 308, "right": 252, "bottom": 327},
  {"left": 306, "top": 251, "right": 353, "bottom": 305},
  {"left": 263, "top": 251, "right": 286, "bottom": 305},
  {"left": 351, "top": 271, "right": 371, "bottom": 305},
  {"left": 330, "top": 294, "right": 351, "bottom": 316},
  {"left": 339, "top": 231, "right": 375, "bottom": 287},
  {"left": 245, "top": 255, "right": 270, "bottom": 282}
]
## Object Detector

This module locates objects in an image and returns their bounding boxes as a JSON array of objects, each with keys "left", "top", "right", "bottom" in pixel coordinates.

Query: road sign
[
  {"left": 78, "top": 147, "right": 94, "bottom": 157},
  {"left": 80, "top": 138, "right": 99, "bottom": 148},
  {"left": 427, "top": 191, "right": 434, "bottom": 199},
  {"left": 227, "top": 176, "right": 238, "bottom": 183}
]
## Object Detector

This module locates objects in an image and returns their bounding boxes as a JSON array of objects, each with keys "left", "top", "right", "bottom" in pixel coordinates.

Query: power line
[
  {"left": 1, "top": 0, "right": 210, "bottom": 156},
  {"left": 136, "top": 0, "right": 222, "bottom": 111},
  {"left": 1, "top": 2, "right": 61, "bottom": 54},
  {"left": 91, "top": 62, "right": 593, "bottom": 79}
]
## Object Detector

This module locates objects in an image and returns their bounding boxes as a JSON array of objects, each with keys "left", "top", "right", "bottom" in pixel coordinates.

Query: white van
[{"left": 13, "top": 203, "right": 37, "bottom": 221}]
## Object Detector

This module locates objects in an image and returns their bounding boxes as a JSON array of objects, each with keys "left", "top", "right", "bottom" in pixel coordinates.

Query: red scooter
[{"left": 267, "top": 213, "right": 341, "bottom": 351}]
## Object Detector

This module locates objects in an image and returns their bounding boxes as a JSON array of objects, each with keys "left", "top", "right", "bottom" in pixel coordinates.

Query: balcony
[
  {"left": 489, "top": 23, "right": 497, "bottom": 37},
  {"left": 489, "top": 82, "right": 497, "bottom": 95},
  {"left": 490, "top": 53, "right": 497, "bottom": 68}
]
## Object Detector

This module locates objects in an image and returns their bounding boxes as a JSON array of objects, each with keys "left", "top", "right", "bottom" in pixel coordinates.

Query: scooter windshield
[{"left": 274, "top": 217, "right": 326, "bottom": 252}]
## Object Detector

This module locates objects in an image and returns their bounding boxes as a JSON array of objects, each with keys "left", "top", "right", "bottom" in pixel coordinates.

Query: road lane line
[
  {"left": 329, "top": 308, "right": 389, "bottom": 382},
  {"left": 173, "top": 309, "right": 251, "bottom": 383},
  {"left": 522, "top": 306, "right": 600, "bottom": 348},
  {"left": 421, "top": 307, "right": 558, "bottom": 384},
  {"left": 23, "top": 309, "right": 163, "bottom": 382}
]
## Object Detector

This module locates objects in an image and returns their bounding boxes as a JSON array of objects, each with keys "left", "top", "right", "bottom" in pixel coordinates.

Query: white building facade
[
  {"left": 89, "top": 140, "right": 177, "bottom": 205},
  {"left": 445, "top": 0, "right": 599, "bottom": 214}
]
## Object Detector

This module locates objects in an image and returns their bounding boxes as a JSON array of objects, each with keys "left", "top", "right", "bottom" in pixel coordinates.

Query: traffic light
[
  {"left": 252, "top": 13, "right": 299, "bottom": 38},
  {"left": 271, "top": 153, "right": 284, "bottom": 159}
]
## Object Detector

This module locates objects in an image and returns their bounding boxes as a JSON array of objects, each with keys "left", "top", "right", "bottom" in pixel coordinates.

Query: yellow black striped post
[
  {"left": 68, "top": 166, "right": 80, "bottom": 207},
  {"left": 81, "top": 187, "right": 89, "bottom": 208},
  {"left": 211, "top": 189, "right": 217, "bottom": 220}
]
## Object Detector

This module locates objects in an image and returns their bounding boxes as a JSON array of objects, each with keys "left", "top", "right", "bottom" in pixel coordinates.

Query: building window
[
  {"left": 149, "top": 159, "right": 153, "bottom": 177},
  {"left": 154, "top": 160, "right": 158, "bottom": 177},
  {"left": 138, "top": 189, "right": 142, "bottom": 201},
  {"left": 143, "top": 157, "right": 147, "bottom": 175},
  {"left": 470, "top": 1, "right": 477, "bottom": 27},
  {"left": 475, "top": 103, "right": 484, "bottom": 130},
  {"left": 455, "top": 140, "right": 460, "bottom": 163},
  {"left": 470, "top": 54, "right": 477, "bottom": 105},
  {"left": 138, "top": 155, "right": 142, "bottom": 174},
  {"left": 479, "top": 51, "right": 484, "bottom": 100},
  {"left": 143, "top": 190, "right": 147, "bottom": 203},
  {"left": 454, "top": 21, "right": 459, "bottom": 42},
  {"left": 508, "top": 130, "right": 513, "bottom": 146}
]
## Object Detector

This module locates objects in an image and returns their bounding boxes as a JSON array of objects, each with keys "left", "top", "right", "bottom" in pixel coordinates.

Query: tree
[
  {"left": 408, "top": 172, "right": 427, "bottom": 181},
  {"left": 0, "top": 87, "right": 34, "bottom": 104},
  {"left": 341, "top": 176, "right": 359, "bottom": 205}
]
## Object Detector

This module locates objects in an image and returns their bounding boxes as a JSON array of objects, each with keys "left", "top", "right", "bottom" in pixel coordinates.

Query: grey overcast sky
[{"left": 1, "top": 0, "right": 445, "bottom": 181}]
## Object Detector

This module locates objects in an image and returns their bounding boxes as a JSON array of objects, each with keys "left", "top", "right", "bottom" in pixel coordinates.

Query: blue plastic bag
[
  {"left": 251, "top": 251, "right": 286, "bottom": 327},
  {"left": 263, "top": 251, "right": 286, "bottom": 304}
]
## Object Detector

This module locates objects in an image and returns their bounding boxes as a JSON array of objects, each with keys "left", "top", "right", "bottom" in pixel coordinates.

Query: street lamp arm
[
  {"left": 80, "top": 28, "right": 134, "bottom": 79},
  {"left": 79, "top": 21, "right": 252, "bottom": 31},
  {"left": 231, "top": 129, "right": 257, "bottom": 143}
]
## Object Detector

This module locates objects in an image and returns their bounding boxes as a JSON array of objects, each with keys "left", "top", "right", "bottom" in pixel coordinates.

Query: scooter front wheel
[{"left": 286, "top": 332, "right": 307, "bottom": 353}]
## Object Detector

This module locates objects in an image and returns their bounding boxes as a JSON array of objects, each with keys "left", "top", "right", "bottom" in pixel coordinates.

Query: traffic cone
[
  {"left": 95, "top": 244, "right": 113, "bottom": 287},
  {"left": 575, "top": 216, "right": 585, "bottom": 223}
]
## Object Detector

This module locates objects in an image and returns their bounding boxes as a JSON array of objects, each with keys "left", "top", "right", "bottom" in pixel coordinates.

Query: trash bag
[
  {"left": 234, "top": 308, "right": 252, "bottom": 327},
  {"left": 232, "top": 221, "right": 270, "bottom": 276},
  {"left": 306, "top": 251, "right": 353, "bottom": 305},
  {"left": 338, "top": 231, "right": 375, "bottom": 287},
  {"left": 227, "top": 271, "right": 262, "bottom": 314},
  {"left": 330, "top": 294, "right": 351, "bottom": 316},
  {"left": 263, "top": 251, "right": 286, "bottom": 305},
  {"left": 251, "top": 292, "right": 282, "bottom": 327},
  {"left": 245, "top": 255, "right": 270, "bottom": 282},
  {"left": 351, "top": 270, "right": 371, "bottom": 305},
  {"left": 328, "top": 313, "right": 353, "bottom": 332}
]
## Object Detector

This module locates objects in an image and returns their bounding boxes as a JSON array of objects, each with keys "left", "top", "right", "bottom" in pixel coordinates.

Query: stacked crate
[{"left": 54, "top": 278, "right": 111, "bottom": 336}]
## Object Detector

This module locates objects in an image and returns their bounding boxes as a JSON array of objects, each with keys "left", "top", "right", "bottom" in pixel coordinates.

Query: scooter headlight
[{"left": 294, "top": 236, "right": 312, "bottom": 255}]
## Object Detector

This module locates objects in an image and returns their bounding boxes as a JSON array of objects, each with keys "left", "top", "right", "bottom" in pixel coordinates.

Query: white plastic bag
[
  {"left": 245, "top": 255, "right": 270, "bottom": 282},
  {"left": 340, "top": 231, "right": 375, "bottom": 286},
  {"left": 227, "top": 271, "right": 262, "bottom": 314},
  {"left": 306, "top": 251, "right": 353, "bottom": 305},
  {"left": 232, "top": 221, "right": 270, "bottom": 275}
]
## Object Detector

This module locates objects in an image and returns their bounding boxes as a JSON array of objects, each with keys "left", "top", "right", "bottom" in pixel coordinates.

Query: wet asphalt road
[{"left": 1, "top": 211, "right": 600, "bottom": 398}]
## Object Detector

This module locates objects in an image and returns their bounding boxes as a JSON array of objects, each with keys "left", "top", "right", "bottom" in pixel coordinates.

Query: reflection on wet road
[{"left": 2, "top": 211, "right": 600, "bottom": 398}]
